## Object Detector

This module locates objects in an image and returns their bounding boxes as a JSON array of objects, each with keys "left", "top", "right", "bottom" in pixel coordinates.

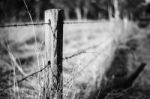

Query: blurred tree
[
  {"left": 0, "top": 0, "right": 147, "bottom": 23},
  {"left": 50, "top": 0, "right": 83, "bottom": 20},
  {"left": 50, "top": 0, "right": 70, "bottom": 19},
  {"left": 118, "top": 0, "right": 145, "bottom": 19},
  {"left": 34, "top": 0, "right": 42, "bottom": 21},
  {"left": 83, "top": 0, "right": 113, "bottom": 19}
]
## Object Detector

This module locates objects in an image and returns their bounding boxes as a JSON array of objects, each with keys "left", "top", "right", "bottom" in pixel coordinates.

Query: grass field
[{"left": 0, "top": 19, "right": 150, "bottom": 99}]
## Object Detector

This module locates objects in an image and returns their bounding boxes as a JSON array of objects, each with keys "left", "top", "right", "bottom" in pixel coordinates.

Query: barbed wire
[
  {"left": 0, "top": 22, "right": 49, "bottom": 28},
  {"left": 0, "top": 21, "right": 102, "bottom": 28},
  {"left": 0, "top": 42, "right": 102, "bottom": 94},
  {"left": 0, "top": 19, "right": 104, "bottom": 94},
  {"left": 0, "top": 51, "right": 90, "bottom": 94},
  {"left": 63, "top": 45, "right": 99, "bottom": 60},
  {"left": 0, "top": 38, "right": 139, "bottom": 94},
  {"left": 64, "top": 20, "right": 102, "bottom": 24}
]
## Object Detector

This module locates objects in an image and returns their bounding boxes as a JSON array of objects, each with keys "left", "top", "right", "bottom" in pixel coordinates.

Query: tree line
[{"left": 0, "top": 0, "right": 148, "bottom": 23}]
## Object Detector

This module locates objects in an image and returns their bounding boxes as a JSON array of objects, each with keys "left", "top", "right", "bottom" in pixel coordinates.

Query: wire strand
[
  {"left": 0, "top": 23, "right": 50, "bottom": 28},
  {"left": 0, "top": 21, "right": 102, "bottom": 28}
]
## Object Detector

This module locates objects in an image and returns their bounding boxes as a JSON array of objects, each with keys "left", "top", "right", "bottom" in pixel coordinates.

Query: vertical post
[{"left": 45, "top": 9, "right": 64, "bottom": 99}]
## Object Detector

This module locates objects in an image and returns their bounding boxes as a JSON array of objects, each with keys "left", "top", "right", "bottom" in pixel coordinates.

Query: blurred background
[{"left": 0, "top": 0, "right": 150, "bottom": 23}]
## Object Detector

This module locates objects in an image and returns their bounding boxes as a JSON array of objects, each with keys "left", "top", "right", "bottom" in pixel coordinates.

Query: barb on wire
[
  {"left": 63, "top": 50, "right": 86, "bottom": 60},
  {"left": 63, "top": 44, "right": 98, "bottom": 60}
]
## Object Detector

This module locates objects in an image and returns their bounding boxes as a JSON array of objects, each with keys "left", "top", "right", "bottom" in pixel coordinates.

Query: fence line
[
  {"left": 0, "top": 41, "right": 110, "bottom": 94},
  {"left": 0, "top": 9, "right": 107, "bottom": 98},
  {"left": 0, "top": 20, "right": 102, "bottom": 28}
]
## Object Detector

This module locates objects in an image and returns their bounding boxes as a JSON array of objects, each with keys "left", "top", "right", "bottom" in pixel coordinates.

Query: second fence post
[{"left": 45, "top": 9, "right": 64, "bottom": 99}]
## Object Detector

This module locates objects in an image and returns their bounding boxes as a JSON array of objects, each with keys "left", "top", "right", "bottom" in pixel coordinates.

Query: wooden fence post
[{"left": 45, "top": 9, "right": 64, "bottom": 99}]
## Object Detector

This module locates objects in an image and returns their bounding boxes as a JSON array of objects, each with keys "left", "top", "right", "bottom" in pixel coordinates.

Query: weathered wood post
[{"left": 45, "top": 9, "right": 64, "bottom": 99}]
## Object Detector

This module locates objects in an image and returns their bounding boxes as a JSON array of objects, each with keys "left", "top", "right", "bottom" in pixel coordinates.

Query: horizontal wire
[
  {"left": 0, "top": 21, "right": 102, "bottom": 28},
  {"left": 0, "top": 22, "right": 49, "bottom": 28},
  {"left": 64, "top": 20, "right": 102, "bottom": 24}
]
